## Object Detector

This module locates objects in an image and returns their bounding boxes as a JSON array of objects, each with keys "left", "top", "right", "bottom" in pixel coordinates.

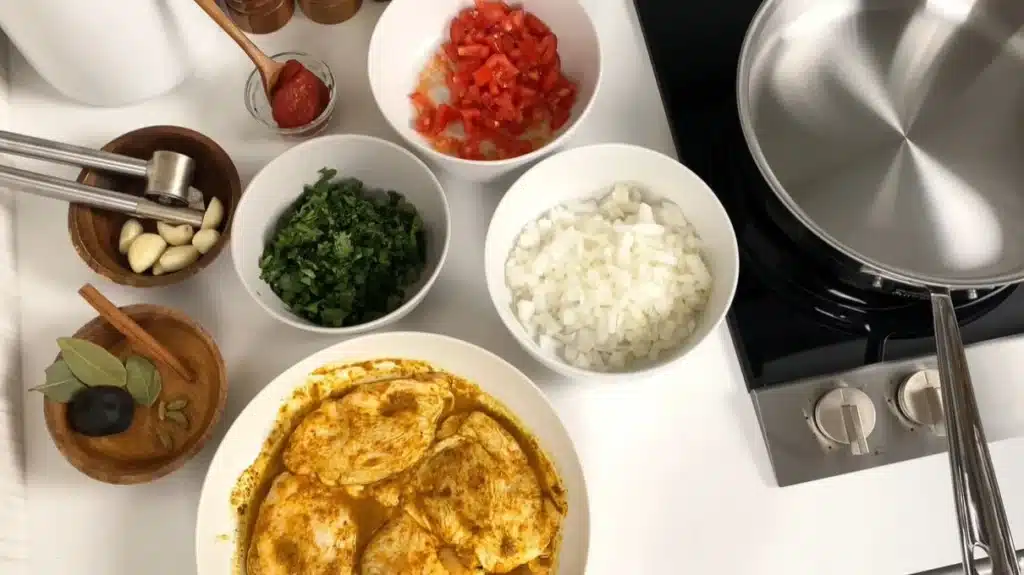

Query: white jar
[{"left": 0, "top": 0, "right": 193, "bottom": 107}]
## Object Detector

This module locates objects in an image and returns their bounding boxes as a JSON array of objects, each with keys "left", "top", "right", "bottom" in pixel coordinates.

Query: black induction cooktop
[{"left": 632, "top": 0, "right": 1024, "bottom": 390}]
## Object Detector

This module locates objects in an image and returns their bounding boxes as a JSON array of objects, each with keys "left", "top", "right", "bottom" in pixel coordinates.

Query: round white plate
[{"left": 195, "top": 331, "right": 590, "bottom": 574}]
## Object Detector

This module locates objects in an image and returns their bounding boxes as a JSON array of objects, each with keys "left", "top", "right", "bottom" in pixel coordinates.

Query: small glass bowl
[{"left": 244, "top": 51, "right": 336, "bottom": 139}]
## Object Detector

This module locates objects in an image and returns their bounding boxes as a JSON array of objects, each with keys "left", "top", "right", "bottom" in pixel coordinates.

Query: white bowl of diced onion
[{"left": 484, "top": 143, "right": 739, "bottom": 380}]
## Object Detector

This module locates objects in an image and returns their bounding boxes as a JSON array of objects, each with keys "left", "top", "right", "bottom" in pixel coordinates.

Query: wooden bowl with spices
[
  {"left": 40, "top": 286, "right": 228, "bottom": 485},
  {"left": 68, "top": 125, "right": 242, "bottom": 288}
]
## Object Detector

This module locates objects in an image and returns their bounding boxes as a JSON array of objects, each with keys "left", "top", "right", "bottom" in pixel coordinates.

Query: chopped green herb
[{"left": 258, "top": 169, "right": 428, "bottom": 328}]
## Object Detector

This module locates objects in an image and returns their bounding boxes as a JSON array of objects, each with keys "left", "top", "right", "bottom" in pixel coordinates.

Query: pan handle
[{"left": 931, "top": 291, "right": 1020, "bottom": 575}]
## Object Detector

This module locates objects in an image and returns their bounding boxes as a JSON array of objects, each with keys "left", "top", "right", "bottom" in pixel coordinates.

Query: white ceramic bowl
[
  {"left": 485, "top": 143, "right": 740, "bottom": 380},
  {"left": 231, "top": 134, "right": 451, "bottom": 334},
  {"left": 368, "top": 0, "right": 602, "bottom": 183},
  {"left": 195, "top": 331, "right": 590, "bottom": 574}
]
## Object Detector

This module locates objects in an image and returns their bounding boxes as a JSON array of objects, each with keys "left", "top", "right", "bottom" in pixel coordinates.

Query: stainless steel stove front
[{"left": 752, "top": 354, "right": 953, "bottom": 486}]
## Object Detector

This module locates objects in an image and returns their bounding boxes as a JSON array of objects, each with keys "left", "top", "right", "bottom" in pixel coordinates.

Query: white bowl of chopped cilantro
[{"left": 231, "top": 134, "right": 451, "bottom": 334}]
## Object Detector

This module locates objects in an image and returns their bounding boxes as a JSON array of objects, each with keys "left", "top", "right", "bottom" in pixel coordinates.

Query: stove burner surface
[{"left": 632, "top": 0, "right": 1024, "bottom": 390}]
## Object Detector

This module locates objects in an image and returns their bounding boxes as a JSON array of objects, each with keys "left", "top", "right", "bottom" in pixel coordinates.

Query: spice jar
[
  {"left": 223, "top": 0, "right": 295, "bottom": 34},
  {"left": 297, "top": 0, "right": 362, "bottom": 25}
]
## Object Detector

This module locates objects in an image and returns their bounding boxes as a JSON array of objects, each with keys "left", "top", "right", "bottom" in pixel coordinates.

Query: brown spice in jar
[
  {"left": 297, "top": 0, "right": 362, "bottom": 25},
  {"left": 223, "top": 0, "right": 295, "bottom": 34}
]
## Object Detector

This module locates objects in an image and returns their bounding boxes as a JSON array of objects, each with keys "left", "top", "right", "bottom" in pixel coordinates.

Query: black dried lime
[{"left": 66, "top": 385, "right": 135, "bottom": 437}]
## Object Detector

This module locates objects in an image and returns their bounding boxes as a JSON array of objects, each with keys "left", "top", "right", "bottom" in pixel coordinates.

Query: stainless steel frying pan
[{"left": 738, "top": 0, "right": 1024, "bottom": 573}]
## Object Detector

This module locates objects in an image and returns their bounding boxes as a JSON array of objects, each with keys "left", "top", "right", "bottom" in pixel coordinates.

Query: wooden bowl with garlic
[{"left": 68, "top": 125, "right": 242, "bottom": 287}]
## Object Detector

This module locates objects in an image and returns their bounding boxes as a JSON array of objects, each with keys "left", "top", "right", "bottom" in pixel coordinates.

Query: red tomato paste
[{"left": 271, "top": 59, "right": 330, "bottom": 129}]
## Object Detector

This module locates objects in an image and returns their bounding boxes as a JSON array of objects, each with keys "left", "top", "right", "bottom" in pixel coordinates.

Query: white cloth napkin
[
  {"left": 0, "top": 186, "right": 26, "bottom": 572},
  {"left": 0, "top": 34, "right": 26, "bottom": 575},
  {"left": 0, "top": 38, "right": 27, "bottom": 575}
]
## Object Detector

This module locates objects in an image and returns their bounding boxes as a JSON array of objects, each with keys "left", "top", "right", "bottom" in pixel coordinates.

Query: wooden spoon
[{"left": 192, "top": 0, "right": 284, "bottom": 96}]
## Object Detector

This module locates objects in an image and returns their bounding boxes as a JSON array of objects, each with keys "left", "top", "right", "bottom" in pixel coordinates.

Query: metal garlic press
[{"left": 0, "top": 129, "right": 206, "bottom": 227}]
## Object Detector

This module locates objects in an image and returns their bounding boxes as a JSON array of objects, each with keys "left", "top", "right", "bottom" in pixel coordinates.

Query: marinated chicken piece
[
  {"left": 247, "top": 472, "right": 358, "bottom": 575},
  {"left": 404, "top": 412, "right": 563, "bottom": 573},
  {"left": 284, "top": 377, "right": 453, "bottom": 485},
  {"left": 361, "top": 513, "right": 483, "bottom": 575}
]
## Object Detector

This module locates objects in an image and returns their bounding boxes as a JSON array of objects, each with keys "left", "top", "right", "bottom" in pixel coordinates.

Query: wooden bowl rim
[
  {"left": 42, "top": 303, "right": 228, "bottom": 485},
  {"left": 67, "top": 125, "right": 242, "bottom": 288}
]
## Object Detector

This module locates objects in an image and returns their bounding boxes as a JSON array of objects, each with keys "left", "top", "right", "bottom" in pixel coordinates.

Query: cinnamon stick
[{"left": 77, "top": 283, "right": 194, "bottom": 382}]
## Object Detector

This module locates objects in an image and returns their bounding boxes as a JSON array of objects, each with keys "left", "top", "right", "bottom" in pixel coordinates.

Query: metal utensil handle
[
  {"left": 931, "top": 292, "right": 1020, "bottom": 575},
  {"left": 0, "top": 129, "right": 148, "bottom": 178},
  {"left": 0, "top": 164, "right": 203, "bottom": 227}
]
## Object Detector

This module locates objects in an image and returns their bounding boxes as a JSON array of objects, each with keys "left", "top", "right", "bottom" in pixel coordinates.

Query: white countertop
[{"left": 11, "top": 1, "right": 1024, "bottom": 574}]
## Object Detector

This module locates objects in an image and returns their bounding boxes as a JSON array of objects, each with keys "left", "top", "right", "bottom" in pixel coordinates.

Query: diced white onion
[{"left": 505, "top": 182, "right": 713, "bottom": 372}]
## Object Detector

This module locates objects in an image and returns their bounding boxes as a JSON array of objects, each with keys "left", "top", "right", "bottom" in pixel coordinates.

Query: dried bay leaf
[
  {"left": 125, "top": 355, "right": 161, "bottom": 406},
  {"left": 44, "top": 359, "right": 80, "bottom": 387},
  {"left": 31, "top": 360, "right": 86, "bottom": 403},
  {"left": 57, "top": 337, "right": 126, "bottom": 388}
]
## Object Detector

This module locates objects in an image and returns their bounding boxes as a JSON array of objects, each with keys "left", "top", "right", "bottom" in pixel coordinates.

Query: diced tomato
[
  {"left": 475, "top": 0, "right": 508, "bottom": 23},
  {"left": 456, "top": 58, "right": 482, "bottom": 75},
  {"left": 537, "top": 35, "right": 556, "bottom": 65},
  {"left": 450, "top": 17, "right": 467, "bottom": 44},
  {"left": 461, "top": 137, "right": 485, "bottom": 160},
  {"left": 508, "top": 10, "right": 526, "bottom": 30},
  {"left": 457, "top": 44, "right": 490, "bottom": 59},
  {"left": 473, "top": 65, "right": 493, "bottom": 87},
  {"left": 540, "top": 66, "right": 559, "bottom": 91},
  {"left": 486, "top": 53, "right": 515, "bottom": 72},
  {"left": 499, "top": 33, "right": 517, "bottom": 53},
  {"left": 410, "top": 2, "right": 578, "bottom": 160},
  {"left": 434, "top": 104, "right": 460, "bottom": 133},
  {"left": 551, "top": 107, "right": 570, "bottom": 131},
  {"left": 410, "top": 91, "right": 433, "bottom": 114},
  {"left": 494, "top": 92, "right": 514, "bottom": 115},
  {"left": 505, "top": 119, "right": 526, "bottom": 136},
  {"left": 414, "top": 112, "right": 434, "bottom": 135},
  {"left": 518, "top": 36, "right": 538, "bottom": 60},
  {"left": 447, "top": 72, "right": 468, "bottom": 100},
  {"left": 442, "top": 41, "right": 459, "bottom": 62},
  {"left": 525, "top": 13, "right": 550, "bottom": 35},
  {"left": 483, "top": 33, "right": 501, "bottom": 54}
]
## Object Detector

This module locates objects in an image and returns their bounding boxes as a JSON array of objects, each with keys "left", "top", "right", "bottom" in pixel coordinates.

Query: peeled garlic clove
[
  {"left": 157, "top": 245, "right": 200, "bottom": 273},
  {"left": 151, "top": 261, "right": 167, "bottom": 276},
  {"left": 118, "top": 219, "right": 144, "bottom": 255},
  {"left": 192, "top": 228, "right": 220, "bottom": 254},
  {"left": 202, "top": 197, "right": 224, "bottom": 230},
  {"left": 156, "top": 221, "right": 194, "bottom": 246},
  {"left": 127, "top": 233, "right": 167, "bottom": 273}
]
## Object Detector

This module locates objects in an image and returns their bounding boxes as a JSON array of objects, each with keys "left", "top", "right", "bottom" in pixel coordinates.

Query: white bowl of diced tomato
[{"left": 368, "top": 0, "right": 602, "bottom": 183}]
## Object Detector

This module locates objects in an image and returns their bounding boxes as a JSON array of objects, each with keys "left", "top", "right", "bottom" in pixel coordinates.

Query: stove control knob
[
  {"left": 814, "top": 387, "right": 876, "bottom": 455},
  {"left": 897, "top": 369, "right": 945, "bottom": 436}
]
